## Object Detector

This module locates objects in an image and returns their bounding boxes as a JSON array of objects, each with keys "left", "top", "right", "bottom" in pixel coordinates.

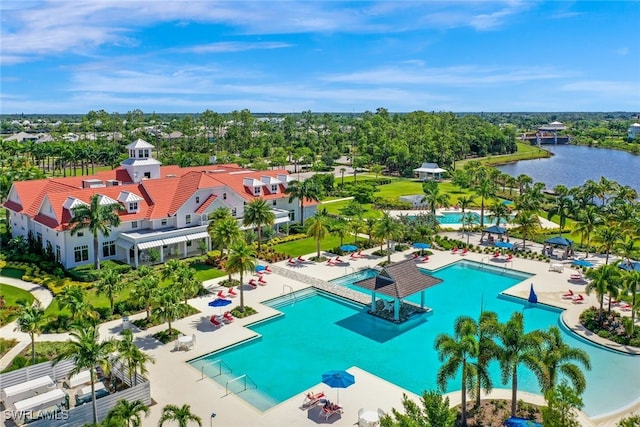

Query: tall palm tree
[
  {"left": 58, "top": 284, "right": 97, "bottom": 322},
  {"left": 474, "top": 311, "right": 500, "bottom": 408},
  {"left": 226, "top": 240, "right": 257, "bottom": 312},
  {"left": 158, "top": 403, "right": 202, "bottom": 427},
  {"left": 512, "top": 211, "right": 540, "bottom": 250},
  {"left": 594, "top": 225, "right": 623, "bottom": 264},
  {"left": 488, "top": 201, "right": 511, "bottom": 227},
  {"left": 96, "top": 268, "right": 124, "bottom": 314},
  {"left": 284, "top": 179, "right": 321, "bottom": 226},
  {"left": 305, "top": 212, "right": 329, "bottom": 258},
  {"left": 586, "top": 264, "right": 621, "bottom": 325},
  {"left": 15, "top": 301, "right": 47, "bottom": 364},
  {"left": 573, "top": 205, "right": 602, "bottom": 257},
  {"left": 153, "top": 286, "right": 187, "bottom": 334},
  {"left": 210, "top": 216, "right": 241, "bottom": 264},
  {"left": 421, "top": 181, "right": 450, "bottom": 215},
  {"left": 117, "top": 329, "right": 155, "bottom": 386},
  {"left": 621, "top": 270, "right": 640, "bottom": 335},
  {"left": 497, "top": 312, "right": 546, "bottom": 417},
  {"left": 132, "top": 270, "right": 159, "bottom": 323},
  {"left": 538, "top": 326, "right": 591, "bottom": 394},
  {"left": 68, "top": 193, "right": 125, "bottom": 269},
  {"left": 373, "top": 212, "right": 404, "bottom": 264},
  {"left": 172, "top": 265, "right": 202, "bottom": 305},
  {"left": 546, "top": 186, "right": 572, "bottom": 235},
  {"left": 103, "top": 399, "right": 150, "bottom": 427},
  {"left": 435, "top": 316, "right": 479, "bottom": 426},
  {"left": 54, "top": 325, "right": 116, "bottom": 425},
  {"left": 331, "top": 219, "right": 349, "bottom": 246},
  {"left": 243, "top": 198, "right": 275, "bottom": 251},
  {"left": 474, "top": 178, "right": 497, "bottom": 227}
]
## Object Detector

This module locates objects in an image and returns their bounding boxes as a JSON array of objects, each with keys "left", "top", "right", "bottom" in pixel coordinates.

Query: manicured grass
[
  {"left": 271, "top": 234, "right": 357, "bottom": 256},
  {"left": 456, "top": 142, "right": 550, "bottom": 168},
  {"left": 0, "top": 338, "right": 18, "bottom": 358},
  {"left": 321, "top": 200, "right": 380, "bottom": 218},
  {"left": 44, "top": 286, "right": 133, "bottom": 317},
  {"left": 0, "top": 268, "right": 27, "bottom": 279},
  {"left": 2, "top": 341, "right": 71, "bottom": 373},
  {"left": 191, "top": 263, "right": 226, "bottom": 282},
  {"left": 0, "top": 284, "right": 35, "bottom": 307}
]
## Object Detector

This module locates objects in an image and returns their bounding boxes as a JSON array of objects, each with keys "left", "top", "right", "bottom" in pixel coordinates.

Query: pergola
[{"left": 354, "top": 259, "right": 442, "bottom": 323}]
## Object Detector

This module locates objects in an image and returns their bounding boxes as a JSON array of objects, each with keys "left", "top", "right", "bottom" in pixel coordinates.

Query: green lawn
[
  {"left": 191, "top": 263, "right": 226, "bottom": 282},
  {"left": 0, "top": 268, "right": 27, "bottom": 279},
  {"left": 271, "top": 234, "right": 360, "bottom": 256},
  {"left": 0, "top": 283, "right": 35, "bottom": 307}
]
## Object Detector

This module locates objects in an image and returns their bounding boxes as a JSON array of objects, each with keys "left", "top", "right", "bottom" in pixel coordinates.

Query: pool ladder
[
  {"left": 200, "top": 359, "right": 232, "bottom": 380},
  {"left": 282, "top": 284, "right": 297, "bottom": 303},
  {"left": 226, "top": 374, "right": 258, "bottom": 396}
]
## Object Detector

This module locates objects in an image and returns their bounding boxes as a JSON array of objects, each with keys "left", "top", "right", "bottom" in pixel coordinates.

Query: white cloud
[{"left": 178, "top": 42, "right": 292, "bottom": 54}]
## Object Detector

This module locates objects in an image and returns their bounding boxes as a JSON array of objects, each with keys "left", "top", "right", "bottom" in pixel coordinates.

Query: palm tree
[
  {"left": 331, "top": 219, "right": 349, "bottom": 246},
  {"left": 58, "top": 284, "right": 97, "bottom": 322},
  {"left": 117, "top": 329, "right": 155, "bottom": 386},
  {"left": 153, "top": 286, "right": 187, "bottom": 334},
  {"left": 474, "top": 311, "right": 500, "bottom": 408},
  {"left": 435, "top": 316, "right": 478, "bottom": 426},
  {"left": 284, "top": 179, "right": 321, "bottom": 226},
  {"left": 573, "top": 205, "right": 602, "bottom": 257},
  {"left": 104, "top": 399, "right": 150, "bottom": 427},
  {"left": 15, "top": 301, "right": 47, "bottom": 364},
  {"left": 340, "top": 167, "right": 346, "bottom": 186},
  {"left": 457, "top": 194, "right": 476, "bottom": 215},
  {"left": 54, "top": 325, "right": 116, "bottom": 425},
  {"left": 306, "top": 212, "right": 329, "bottom": 258},
  {"left": 621, "top": 270, "right": 640, "bottom": 334},
  {"left": 512, "top": 211, "right": 540, "bottom": 250},
  {"left": 474, "top": 178, "right": 497, "bottom": 227},
  {"left": 488, "top": 201, "right": 511, "bottom": 227},
  {"left": 209, "top": 216, "right": 241, "bottom": 264},
  {"left": 594, "top": 225, "right": 623, "bottom": 264},
  {"left": 586, "top": 264, "right": 621, "bottom": 325},
  {"left": 158, "top": 403, "right": 202, "bottom": 427},
  {"left": 421, "top": 181, "right": 450, "bottom": 215},
  {"left": 226, "top": 240, "right": 257, "bottom": 312},
  {"left": 96, "top": 268, "right": 124, "bottom": 314},
  {"left": 172, "top": 265, "right": 202, "bottom": 305},
  {"left": 373, "top": 212, "right": 404, "bottom": 264},
  {"left": 538, "top": 326, "right": 591, "bottom": 394},
  {"left": 68, "top": 193, "right": 125, "bottom": 269},
  {"left": 546, "top": 186, "right": 572, "bottom": 235},
  {"left": 243, "top": 198, "right": 275, "bottom": 251},
  {"left": 497, "top": 312, "right": 546, "bottom": 417}
]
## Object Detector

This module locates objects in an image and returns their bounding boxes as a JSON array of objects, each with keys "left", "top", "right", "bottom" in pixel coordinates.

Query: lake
[{"left": 497, "top": 145, "right": 640, "bottom": 192}]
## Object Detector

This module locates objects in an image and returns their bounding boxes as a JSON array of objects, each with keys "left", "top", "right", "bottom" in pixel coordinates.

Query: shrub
[{"left": 231, "top": 306, "right": 257, "bottom": 318}]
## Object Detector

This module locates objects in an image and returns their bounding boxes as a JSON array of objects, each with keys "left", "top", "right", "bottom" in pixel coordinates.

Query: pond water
[{"left": 497, "top": 145, "right": 640, "bottom": 191}]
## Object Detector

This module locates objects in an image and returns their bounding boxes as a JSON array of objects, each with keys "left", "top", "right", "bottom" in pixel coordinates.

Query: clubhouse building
[{"left": 3, "top": 139, "right": 315, "bottom": 269}]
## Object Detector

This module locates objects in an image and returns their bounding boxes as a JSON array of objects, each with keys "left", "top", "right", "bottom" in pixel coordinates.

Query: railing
[
  {"left": 282, "top": 284, "right": 296, "bottom": 303},
  {"left": 226, "top": 374, "right": 257, "bottom": 396},
  {"left": 200, "top": 359, "right": 232, "bottom": 380}
]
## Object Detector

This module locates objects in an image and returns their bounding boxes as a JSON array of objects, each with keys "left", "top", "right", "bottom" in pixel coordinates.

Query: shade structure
[
  {"left": 208, "top": 298, "right": 231, "bottom": 308},
  {"left": 572, "top": 259, "right": 594, "bottom": 268},
  {"left": 494, "top": 241, "right": 514, "bottom": 249},
  {"left": 483, "top": 225, "right": 507, "bottom": 235},
  {"left": 321, "top": 370, "right": 355, "bottom": 404},
  {"left": 545, "top": 236, "right": 573, "bottom": 246},
  {"left": 528, "top": 284, "right": 538, "bottom": 304},
  {"left": 340, "top": 244, "right": 358, "bottom": 252},
  {"left": 412, "top": 242, "right": 431, "bottom": 249},
  {"left": 255, "top": 265, "right": 266, "bottom": 272},
  {"left": 619, "top": 261, "right": 640, "bottom": 272}
]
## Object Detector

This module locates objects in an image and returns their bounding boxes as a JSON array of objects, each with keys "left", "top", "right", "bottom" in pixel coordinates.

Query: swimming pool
[
  {"left": 190, "top": 262, "right": 640, "bottom": 416},
  {"left": 436, "top": 211, "right": 480, "bottom": 224}
]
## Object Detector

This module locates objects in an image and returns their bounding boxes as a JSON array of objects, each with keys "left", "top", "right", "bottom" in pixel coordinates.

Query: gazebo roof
[
  {"left": 354, "top": 259, "right": 442, "bottom": 299},
  {"left": 545, "top": 236, "right": 573, "bottom": 246},
  {"left": 483, "top": 225, "right": 507, "bottom": 235}
]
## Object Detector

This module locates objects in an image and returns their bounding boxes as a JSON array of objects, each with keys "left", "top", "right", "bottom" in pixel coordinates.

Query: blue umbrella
[
  {"left": 572, "top": 259, "right": 594, "bottom": 268},
  {"left": 340, "top": 244, "right": 358, "bottom": 253},
  {"left": 619, "top": 261, "right": 640, "bottom": 272},
  {"left": 528, "top": 283, "right": 538, "bottom": 304},
  {"left": 255, "top": 265, "right": 266, "bottom": 272},
  {"left": 208, "top": 298, "right": 231, "bottom": 307},
  {"left": 321, "top": 370, "right": 355, "bottom": 404},
  {"left": 483, "top": 225, "right": 507, "bottom": 235},
  {"left": 494, "top": 241, "right": 514, "bottom": 249},
  {"left": 413, "top": 242, "right": 430, "bottom": 249},
  {"left": 545, "top": 236, "right": 573, "bottom": 246}
]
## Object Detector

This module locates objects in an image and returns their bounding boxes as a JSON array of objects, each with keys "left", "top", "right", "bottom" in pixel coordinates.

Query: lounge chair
[
  {"left": 493, "top": 251, "right": 500, "bottom": 258},
  {"left": 572, "top": 294, "right": 585, "bottom": 304},
  {"left": 302, "top": 391, "right": 325, "bottom": 408},
  {"left": 327, "top": 258, "right": 336, "bottom": 266},
  {"left": 227, "top": 287, "right": 237, "bottom": 297},
  {"left": 460, "top": 248, "right": 468, "bottom": 255},
  {"left": 223, "top": 312, "right": 234, "bottom": 323},
  {"left": 335, "top": 256, "right": 343, "bottom": 263},
  {"left": 562, "top": 289, "right": 574, "bottom": 299},
  {"left": 298, "top": 256, "right": 306, "bottom": 262},
  {"left": 451, "top": 246, "right": 459, "bottom": 253},
  {"left": 248, "top": 279, "right": 258, "bottom": 288},
  {"left": 412, "top": 252, "right": 419, "bottom": 259},
  {"left": 264, "top": 266, "right": 273, "bottom": 273},
  {"left": 321, "top": 404, "right": 343, "bottom": 420},
  {"left": 258, "top": 276, "right": 267, "bottom": 285},
  {"left": 619, "top": 303, "right": 632, "bottom": 311},
  {"left": 209, "top": 315, "right": 223, "bottom": 328},
  {"left": 569, "top": 273, "right": 583, "bottom": 281},
  {"left": 356, "top": 250, "right": 364, "bottom": 258},
  {"left": 505, "top": 254, "right": 513, "bottom": 261},
  {"left": 350, "top": 253, "right": 359, "bottom": 260},
  {"left": 217, "top": 290, "right": 226, "bottom": 299},
  {"left": 420, "top": 255, "right": 429, "bottom": 262},
  {"left": 288, "top": 258, "right": 297, "bottom": 265}
]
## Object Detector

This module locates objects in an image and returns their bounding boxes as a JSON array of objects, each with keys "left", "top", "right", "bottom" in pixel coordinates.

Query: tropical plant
[
  {"left": 546, "top": 185, "right": 572, "bottom": 235},
  {"left": 541, "top": 380, "right": 584, "bottom": 427},
  {"left": 305, "top": 211, "right": 329, "bottom": 258},
  {"left": 226, "top": 240, "right": 257, "bottom": 312},
  {"left": 132, "top": 271, "right": 160, "bottom": 323},
  {"left": 488, "top": 201, "right": 511, "bottom": 227},
  {"left": 379, "top": 391, "right": 456, "bottom": 427},
  {"left": 243, "top": 198, "right": 275, "bottom": 251},
  {"left": 103, "top": 399, "right": 150, "bottom": 427},
  {"left": 172, "top": 265, "right": 202, "bottom": 305},
  {"left": 116, "top": 329, "right": 155, "bottom": 386},
  {"left": 158, "top": 403, "right": 202, "bottom": 427},
  {"left": 53, "top": 325, "right": 116, "bottom": 425},
  {"left": 474, "top": 311, "right": 500, "bottom": 408},
  {"left": 284, "top": 179, "right": 321, "bottom": 226},
  {"left": 68, "top": 193, "right": 125, "bottom": 269},
  {"left": 497, "top": 311, "right": 546, "bottom": 417},
  {"left": 512, "top": 211, "right": 540, "bottom": 250},
  {"left": 586, "top": 264, "right": 622, "bottom": 323},
  {"left": 573, "top": 205, "right": 602, "bottom": 257},
  {"left": 621, "top": 270, "right": 640, "bottom": 334},
  {"left": 373, "top": 212, "right": 404, "bottom": 264},
  {"left": 209, "top": 216, "right": 241, "bottom": 265},
  {"left": 58, "top": 284, "right": 97, "bottom": 322},
  {"left": 95, "top": 268, "right": 124, "bottom": 313},
  {"left": 594, "top": 225, "right": 623, "bottom": 265},
  {"left": 435, "top": 316, "right": 478, "bottom": 426},
  {"left": 421, "top": 181, "right": 450, "bottom": 215},
  {"left": 474, "top": 177, "right": 497, "bottom": 227},
  {"left": 152, "top": 286, "right": 187, "bottom": 334},
  {"left": 538, "top": 326, "right": 590, "bottom": 394},
  {"left": 15, "top": 301, "right": 47, "bottom": 364}
]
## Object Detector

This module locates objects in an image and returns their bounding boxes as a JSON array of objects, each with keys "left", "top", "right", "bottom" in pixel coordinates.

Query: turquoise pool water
[
  {"left": 437, "top": 211, "right": 480, "bottom": 224},
  {"left": 190, "top": 261, "right": 640, "bottom": 416}
]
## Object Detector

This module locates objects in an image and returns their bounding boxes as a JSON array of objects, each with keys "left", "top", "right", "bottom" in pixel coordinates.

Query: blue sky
[{"left": 1, "top": 1, "right": 639, "bottom": 114}]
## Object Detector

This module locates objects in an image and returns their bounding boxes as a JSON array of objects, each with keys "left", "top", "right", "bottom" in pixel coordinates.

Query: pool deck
[{"left": 9, "top": 242, "right": 633, "bottom": 426}]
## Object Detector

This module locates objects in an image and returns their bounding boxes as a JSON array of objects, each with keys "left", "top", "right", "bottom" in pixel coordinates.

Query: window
[
  {"left": 131, "top": 221, "right": 138, "bottom": 229},
  {"left": 223, "top": 193, "right": 227, "bottom": 200},
  {"left": 138, "top": 149, "right": 144, "bottom": 158},
  {"left": 253, "top": 186, "right": 261, "bottom": 195},
  {"left": 102, "top": 241, "right": 116, "bottom": 257},
  {"left": 186, "top": 240, "right": 192, "bottom": 247},
  {"left": 196, "top": 196, "right": 200, "bottom": 203},
  {"left": 161, "top": 219, "right": 168, "bottom": 226},
  {"left": 129, "top": 149, "right": 135, "bottom": 158},
  {"left": 129, "top": 202, "right": 138, "bottom": 211},
  {"left": 77, "top": 232, "right": 84, "bottom": 237},
  {"left": 74, "top": 245, "right": 89, "bottom": 263},
  {"left": 144, "top": 149, "right": 149, "bottom": 158},
  {"left": 289, "top": 210, "right": 295, "bottom": 221},
  {"left": 271, "top": 184, "right": 278, "bottom": 193},
  {"left": 231, "top": 207, "right": 237, "bottom": 217},
  {"left": 185, "top": 214, "right": 191, "bottom": 225},
  {"left": 272, "top": 200, "right": 277, "bottom": 206},
  {"left": 144, "top": 172, "right": 151, "bottom": 179},
  {"left": 55, "top": 245, "right": 61, "bottom": 262}
]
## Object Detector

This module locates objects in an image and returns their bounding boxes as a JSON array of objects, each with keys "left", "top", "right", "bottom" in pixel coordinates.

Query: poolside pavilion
[{"left": 354, "top": 259, "right": 442, "bottom": 323}]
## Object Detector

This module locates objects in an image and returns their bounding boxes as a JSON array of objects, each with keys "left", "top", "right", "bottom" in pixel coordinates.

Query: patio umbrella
[
  {"left": 321, "top": 370, "right": 355, "bottom": 404},
  {"left": 483, "top": 225, "right": 507, "bottom": 235},
  {"left": 619, "top": 261, "right": 640, "bottom": 272},
  {"left": 255, "top": 265, "right": 266, "bottom": 273},
  {"left": 413, "top": 242, "right": 430, "bottom": 255},
  {"left": 544, "top": 236, "right": 573, "bottom": 246},
  {"left": 340, "top": 244, "right": 358, "bottom": 253},
  {"left": 208, "top": 298, "right": 232, "bottom": 314},
  {"left": 528, "top": 283, "right": 538, "bottom": 304},
  {"left": 572, "top": 259, "right": 594, "bottom": 268},
  {"left": 494, "top": 241, "right": 513, "bottom": 249}
]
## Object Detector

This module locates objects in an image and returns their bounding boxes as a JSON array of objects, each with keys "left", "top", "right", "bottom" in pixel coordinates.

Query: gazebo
[
  {"left": 354, "top": 259, "right": 442, "bottom": 323},
  {"left": 543, "top": 236, "right": 574, "bottom": 259},
  {"left": 481, "top": 225, "right": 508, "bottom": 244},
  {"left": 413, "top": 163, "right": 447, "bottom": 181}
]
